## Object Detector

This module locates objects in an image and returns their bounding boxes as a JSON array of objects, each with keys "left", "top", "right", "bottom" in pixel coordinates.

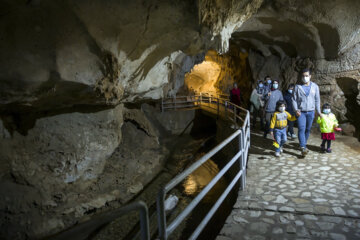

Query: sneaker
[
  {"left": 280, "top": 147, "right": 283, "bottom": 153},
  {"left": 287, "top": 132, "right": 292, "bottom": 137},
  {"left": 275, "top": 152, "right": 281, "bottom": 157},
  {"left": 326, "top": 148, "right": 332, "bottom": 153},
  {"left": 301, "top": 147, "right": 309, "bottom": 156},
  {"left": 291, "top": 133, "right": 297, "bottom": 139}
]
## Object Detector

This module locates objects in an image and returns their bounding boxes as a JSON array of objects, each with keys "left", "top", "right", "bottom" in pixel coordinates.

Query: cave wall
[{"left": 1, "top": 0, "right": 360, "bottom": 239}]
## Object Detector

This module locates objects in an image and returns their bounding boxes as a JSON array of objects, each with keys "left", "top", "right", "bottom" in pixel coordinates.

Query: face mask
[
  {"left": 323, "top": 109, "right": 331, "bottom": 114},
  {"left": 273, "top": 83, "right": 278, "bottom": 89},
  {"left": 267, "top": 80, "right": 272, "bottom": 84},
  {"left": 259, "top": 83, "right": 264, "bottom": 88},
  {"left": 279, "top": 107, "right": 285, "bottom": 112},
  {"left": 288, "top": 89, "right": 293, "bottom": 94},
  {"left": 303, "top": 76, "right": 310, "bottom": 83}
]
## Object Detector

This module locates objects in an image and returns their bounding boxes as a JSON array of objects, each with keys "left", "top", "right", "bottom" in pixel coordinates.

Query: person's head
[
  {"left": 276, "top": 100, "right": 286, "bottom": 112},
  {"left": 288, "top": 83, "right": 295, "bottom": 94},
  {"left": 272, "top": 80, "right": 279, "bottom": 90},
  {"left": 302, "top": 68, "right": 311, "bottom": 84},
  {"left": 233, "top": 82, "right": 238, "bottom": 89},
  {"left": 258, "top": 80, "right": 264, "bottom": 88},
  {"left": 322, "top": 103, "right": 331, "bottom": 114},
  {"left": 264, "top": 76, "right": 272, "bottom": 85}
]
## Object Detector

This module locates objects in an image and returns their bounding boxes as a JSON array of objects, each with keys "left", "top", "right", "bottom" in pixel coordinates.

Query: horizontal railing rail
[{"left": 158, "top": 93, "right": 251, "bottom": 240}]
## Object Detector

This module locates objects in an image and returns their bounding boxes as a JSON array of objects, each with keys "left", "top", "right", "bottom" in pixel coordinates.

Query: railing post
[
  {"left": 157, "top": 189, "right": 167, "bottom": 240},
  {"left": 233, "top": 106, "right": 237, "bottom": 124},
  {"left": 174, "top": 95, "right": 176, "bottom": 110},
  {"left": 225, "top": 101, "right": 227, "bottom": 118},
  {"left": 217, "top": 99, "right": 220, "bottom": 116},
  {"left": 239, "top": 130, "right": 245, "bottom": 190},
  {"left": 161, "top": 98, "right": 164, "bottom": 113},
  {"left": 138, "top": 202, "right": 150, "bottom": 240}
]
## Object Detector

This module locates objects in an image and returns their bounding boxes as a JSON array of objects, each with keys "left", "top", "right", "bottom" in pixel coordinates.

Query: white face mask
[
  {"left": 259, "top": 83, "right": 264, "bottom": 88},
  {"left": 303, "top": 76, "right": 310, "bottom": 83},
  {"left": 267, "top": 80, "right": 272, "bottom": 84},
  {"left": 323, "top": 109, "right": 331, "bottom": 114},
  {"left": 279, "top": 106, "right": 285, "bottom": 112}
]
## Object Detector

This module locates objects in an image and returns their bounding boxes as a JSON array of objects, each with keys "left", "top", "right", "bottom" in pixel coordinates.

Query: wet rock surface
[{"left": 217, "top": 129, "right": 360, "bottom": 240}]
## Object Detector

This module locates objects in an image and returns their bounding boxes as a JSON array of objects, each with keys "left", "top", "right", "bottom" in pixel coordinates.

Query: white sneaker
[
  {"left": 287, "top": 132, "right": 291, "bottom": 137},
  {"left": 291, "top": 133, "right": 297, "bottom": 138},
  {"left": 280, "top": 147, "right": 283, "bottom": 153},
  {"left": 275, "top": 152, "right": 281, "bottom": 157}
]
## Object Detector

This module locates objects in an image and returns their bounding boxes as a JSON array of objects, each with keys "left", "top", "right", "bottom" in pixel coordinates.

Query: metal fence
[{"left": 157, "top": 94, "right": 251, "bottom": 240}]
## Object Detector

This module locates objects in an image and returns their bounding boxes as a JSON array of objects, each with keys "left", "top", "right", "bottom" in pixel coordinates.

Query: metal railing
[
  {"left": 49, "top": 201, "right": 150, "bottom": 240},
  {"left": 157, "top": 94, "right": 251, "bottom": 240}
]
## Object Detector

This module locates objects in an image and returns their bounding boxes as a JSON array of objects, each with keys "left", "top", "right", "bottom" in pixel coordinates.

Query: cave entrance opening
[{"left": 184, "top": 49, "right": 253, "bottom": 109}]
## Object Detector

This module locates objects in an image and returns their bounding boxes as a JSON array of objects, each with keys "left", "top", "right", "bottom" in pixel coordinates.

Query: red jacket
[{"left": 230, "top": 88, "right": 241, "bottom": 105}]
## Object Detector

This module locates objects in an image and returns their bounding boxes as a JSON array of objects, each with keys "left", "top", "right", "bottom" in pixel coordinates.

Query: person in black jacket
[{"left": 283, "top": 84, "right": 297, "bottom": 139}]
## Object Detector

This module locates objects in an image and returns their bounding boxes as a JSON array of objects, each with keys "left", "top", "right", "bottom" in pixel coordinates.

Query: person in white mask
[{"left": 292, "top": 68, "right": 321, "bottom": 157}]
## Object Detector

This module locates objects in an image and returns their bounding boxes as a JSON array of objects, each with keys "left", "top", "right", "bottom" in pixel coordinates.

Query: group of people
[{"left": 250, "top": 69, "right": 340, "bottom": 157}]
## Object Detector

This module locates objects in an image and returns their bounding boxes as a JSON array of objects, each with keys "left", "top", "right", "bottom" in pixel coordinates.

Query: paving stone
[
  {"left": 279, "top": 206, "right": 295, "bottom": 212},
  {"left": 316, "top": 222, "right": 336, "bottom": 231},
  {"left": 250, "top": 222, "right": 269, "bottom": 234},
  {"left": 274, "top": 195, "right": 288, "bottom": 204},
  {"left": 301, "top": 192, "right": 311, "bottom": 197},
  {"left": 330, "top": 233, "right": 347, "bottom": 240},
  {"left": 272, "top": 227, "right": 283, "bottom": 234},
  {"left": 286, "top": 225, "right": 296, "bottom": 234},
  {"left": 233, "top": 215, "right": 249, "bottom": 224},
  {"left": 332, "top": 207, "right": 346, "bottom": 216},
  {"left": 303, "top": 214, "right": 318, "bottom": 220},
  {"left": 249, "top": 210, "right": 261, "bottom": 217},
  {"left": 295, "top": 220, "right": 304, "bottom": 226}
]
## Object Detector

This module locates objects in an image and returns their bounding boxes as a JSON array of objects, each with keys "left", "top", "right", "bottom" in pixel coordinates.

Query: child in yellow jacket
[
  {"left": 270, "top": 100, "right": 297, "bottom": 157},
  {"left": 317, "top": 103, "right": 339, "bottom": 153}
]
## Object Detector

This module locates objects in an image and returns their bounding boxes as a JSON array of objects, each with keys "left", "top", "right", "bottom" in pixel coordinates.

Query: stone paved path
[{"left": 216, "top": 129, "right": 360, "bottom": 240}]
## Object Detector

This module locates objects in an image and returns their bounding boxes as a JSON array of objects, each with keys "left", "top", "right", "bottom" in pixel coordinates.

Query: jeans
[
  {"left": 264, "top": 112, "right": 274, "bottom": 136},
  {"left": 274, "top": 128, "right": 287, "bottom": 152},
  {"left": 297, "top": 111, "right": 315, "bottom": 148},
  {"left": 252, "top": 106, "right": 264, "bottom": 129},
  {"left": 287, "top": 120, "right": 294, "bottom": 135}
]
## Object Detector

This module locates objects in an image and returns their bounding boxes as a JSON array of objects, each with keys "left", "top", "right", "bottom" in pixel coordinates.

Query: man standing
[{"left": 292, "top": 69, "right": 321, "bottom": 156}]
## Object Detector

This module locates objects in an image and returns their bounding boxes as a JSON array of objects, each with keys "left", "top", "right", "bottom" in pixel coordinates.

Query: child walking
[
  {"left": 269, "top": 100, "right": 297, "bottom": 157},
  {"left": 317, "top": 103, "right": 339, "bottom": 153}
]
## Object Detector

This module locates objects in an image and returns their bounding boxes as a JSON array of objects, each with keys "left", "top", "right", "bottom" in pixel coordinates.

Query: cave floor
[{"left": 216, "top": 128, "right": 360, "bottom": 240}]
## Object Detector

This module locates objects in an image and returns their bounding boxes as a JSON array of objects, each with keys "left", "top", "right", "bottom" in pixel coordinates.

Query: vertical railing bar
[
  {"left": 189, "top": 170, "right": 243, "bottom": 240},
  {"left": 157, "top": 189, "right": 167, "bottom": 240}
]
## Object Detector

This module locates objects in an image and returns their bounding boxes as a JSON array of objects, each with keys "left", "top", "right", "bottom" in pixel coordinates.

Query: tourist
[
  {"left": 269, "top": 100, "right": 297, "bottom": 157},
  {"left": 317, "top": 103, "right": 340, "bottom": 153},
  {"left": 264, "top": 76, "right": 272, "bottom": 94},
  {"left": 283, "top": 84, "right": 297, "bottom": 139},
  {"left": 230, "top": 82, "right": 241, "bottom": 108},
  {"left": 263, "top": 79, "right": 283, "bottom": 138},
  {"left": 292, "top": 68, "right": 321, "bottom": 156},
  {"left": 250, "top": 80, "right": 265, "bottom": 129}
]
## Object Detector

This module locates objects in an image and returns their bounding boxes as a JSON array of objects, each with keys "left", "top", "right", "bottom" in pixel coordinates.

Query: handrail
[
  {"left": 48, "top": 201, "right": 150, "bottom": 240},
  {"left": 158, "top": 93, "right": 251, "bottom": 240}
]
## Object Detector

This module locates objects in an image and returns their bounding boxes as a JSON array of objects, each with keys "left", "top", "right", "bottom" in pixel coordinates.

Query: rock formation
[{"left": 1, "top": 0, "right": 360, "bottom": 239}]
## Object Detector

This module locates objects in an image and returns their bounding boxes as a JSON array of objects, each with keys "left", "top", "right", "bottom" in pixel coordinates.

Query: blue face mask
[
  {"left": 288, "top": 89, "right": 293, "bottom": 94},
  {"left": 323, "top": 109, "right": 331, "bottom": 114},
  {"left": 259, "top": 83, "right": 264, "bottom": 88},
  {"left": 273, "top": 83, "right": 278, "bottom": 89},
  {"left": 267, "top": 80, "right": 272, "bottom": 84}
]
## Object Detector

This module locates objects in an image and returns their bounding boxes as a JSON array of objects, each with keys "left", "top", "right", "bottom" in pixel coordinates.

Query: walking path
[{"left": 216, "top": 129, "right": 360, "bottom": 240}]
